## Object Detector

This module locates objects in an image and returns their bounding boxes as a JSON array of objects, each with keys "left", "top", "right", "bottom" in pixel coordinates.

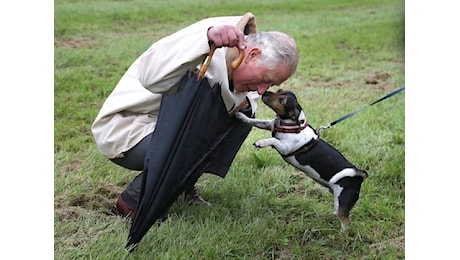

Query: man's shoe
[
  {"left": 185, "top": 188, "right": 212, "bottom": 207},
  {"left": 115, "top": 194, "right": 169, "bottom": 224},
  {"left": 115, "top": 195, "right": 136, "bottom": 219}
]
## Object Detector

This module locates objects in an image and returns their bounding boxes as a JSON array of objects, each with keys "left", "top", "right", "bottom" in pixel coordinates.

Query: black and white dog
[{"left": 235, "top": 89, "right": 368, "bottom": 231}]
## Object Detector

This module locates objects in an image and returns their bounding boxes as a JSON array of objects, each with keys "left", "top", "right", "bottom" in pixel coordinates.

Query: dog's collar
[{"left": 273, "top": 111, "right": 308, "bottom": 134}]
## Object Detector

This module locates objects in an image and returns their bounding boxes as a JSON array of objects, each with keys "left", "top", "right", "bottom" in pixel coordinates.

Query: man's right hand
[{"left": 207, "top": 25, "right": 246, "bottom": 50}]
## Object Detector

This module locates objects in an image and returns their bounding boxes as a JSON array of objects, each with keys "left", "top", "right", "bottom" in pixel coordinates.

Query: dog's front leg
[
  {"left": 254, "top": 138, "right": 295, "bottom": 156},
  {"left": 235, "top": 112, "right": 274, "bottom": 131}
]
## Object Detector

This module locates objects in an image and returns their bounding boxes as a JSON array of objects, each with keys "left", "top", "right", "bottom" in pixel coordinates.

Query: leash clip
[{"left": 316, "top": 124, "right": 331, "bottom": 136}]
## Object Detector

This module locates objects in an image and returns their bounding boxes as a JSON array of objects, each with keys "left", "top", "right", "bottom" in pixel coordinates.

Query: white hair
[{"left": 245, "top": 31, "right": 298, "bottom": 73}]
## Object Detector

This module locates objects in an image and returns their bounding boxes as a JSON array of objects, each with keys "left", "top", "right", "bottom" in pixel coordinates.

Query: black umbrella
[{"left": 125, "top": 38, "right": 252, "bottom": 251}]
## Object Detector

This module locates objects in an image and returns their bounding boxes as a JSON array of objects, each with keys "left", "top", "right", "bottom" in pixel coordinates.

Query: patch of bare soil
[
  {"left": 365, "top": 71, "right": 391, "bottom": 85},
  {"left": 55, "top": 183, "right": 124, "bottom": 220},
  {"left": 54, "top": 36, "right": 97, "bottom": 49},
  {"left": 364, "top": 71, "right": 398, "bottom": 92},
  {"left": 304, "top": 80, "right": 355, "bottom": 89},
  {"left": 304, "top": 71, "right": 396, "bottom": 91}
]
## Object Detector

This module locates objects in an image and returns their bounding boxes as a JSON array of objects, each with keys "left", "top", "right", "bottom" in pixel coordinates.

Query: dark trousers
[
  {"left": 110, "top": 134, "right": 152, "bottom": 209},
  {"left": 110, "top": 108, "right": 252, "bottom": 209},
  {"left": 110, "top": 132, "right": 206, "bottom": 208}
]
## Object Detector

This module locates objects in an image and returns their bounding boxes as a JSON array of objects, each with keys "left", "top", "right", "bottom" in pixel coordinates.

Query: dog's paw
[
  {"left": 234, "top": 112, "right": 249, "bottom": 122},
  {"left": 254, "top": 139, "right": 270, "bottom": 148}
]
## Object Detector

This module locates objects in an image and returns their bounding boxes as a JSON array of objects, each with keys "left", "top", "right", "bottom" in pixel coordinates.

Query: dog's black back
[{"left": 294, "top": 139, "right": 356, "bottom": 181}]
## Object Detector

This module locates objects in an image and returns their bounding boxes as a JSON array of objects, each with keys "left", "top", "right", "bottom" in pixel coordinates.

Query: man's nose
[{"left": 256, "top": 84, "right": 270, "bottom": 95}]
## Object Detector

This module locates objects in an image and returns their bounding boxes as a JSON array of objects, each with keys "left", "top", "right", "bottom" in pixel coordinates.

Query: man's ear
[{"left": 246, "top": 47, "right": 261, "bottom": 62}]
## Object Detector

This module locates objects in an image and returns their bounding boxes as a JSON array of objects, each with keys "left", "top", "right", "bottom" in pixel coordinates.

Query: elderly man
[{"left": 91, "top": 13, "right": 299, "bottom": 218}]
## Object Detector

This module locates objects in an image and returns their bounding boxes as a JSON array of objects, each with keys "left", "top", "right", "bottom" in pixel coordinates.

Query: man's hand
[{"left": 207, "top": 25, "right": 246, "bottom": 50}]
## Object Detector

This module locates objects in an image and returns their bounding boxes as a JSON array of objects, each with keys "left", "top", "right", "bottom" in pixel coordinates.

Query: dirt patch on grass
[
  {"left": 364, "top": 71, "right": 397, "bottom": 92},
  {"left": 54, "top": 36, "right": 98, "bottom": 49},
  {"left": 304, "top": 71, "right": 396, "bottom": 91},
  {"left": 304, "top": 80, "right": 355, "bottom": 88},
  {"left": 365, "top": 71, "right": 391, "bottom": 85},
  {"left": 55, "top": 183, "right": 124, "bottom": 220}
]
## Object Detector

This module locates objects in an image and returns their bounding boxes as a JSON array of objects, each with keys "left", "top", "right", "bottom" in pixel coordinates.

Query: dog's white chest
[{"left": 272, "top": 127, "right": 318, "bottom": 155}]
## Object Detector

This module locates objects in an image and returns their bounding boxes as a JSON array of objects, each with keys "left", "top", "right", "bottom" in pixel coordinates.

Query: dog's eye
[{"left": 279, "top": 98, "right": 285, "bottom": 105}]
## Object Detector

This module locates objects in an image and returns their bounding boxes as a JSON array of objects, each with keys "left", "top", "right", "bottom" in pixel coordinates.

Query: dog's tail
[{"left": 357, "top": 169, "right": 368, "bottom": 180}]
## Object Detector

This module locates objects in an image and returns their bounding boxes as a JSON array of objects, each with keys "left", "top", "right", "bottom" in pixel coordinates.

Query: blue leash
[{"left": 316, "top": 86, "right": 405, "bottom": 134}]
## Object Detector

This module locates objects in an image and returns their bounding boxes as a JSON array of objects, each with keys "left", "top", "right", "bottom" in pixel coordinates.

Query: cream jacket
[{"left": 91, "top": 15, "right": 260, "bottom": 159}]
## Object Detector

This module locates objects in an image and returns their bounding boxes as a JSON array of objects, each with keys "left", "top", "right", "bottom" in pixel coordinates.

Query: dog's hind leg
[
  {"left": 336, "top": 186, "right": 361, "bottom": 231},
  {"left": 331, "top": 185, "right": 347, "bottom": 231},
  {"left": 337, "top": 207, "right": 351, "bottom": 231},
  {"left": 331, "top": 184, "right": 360, "bottom": 231}
]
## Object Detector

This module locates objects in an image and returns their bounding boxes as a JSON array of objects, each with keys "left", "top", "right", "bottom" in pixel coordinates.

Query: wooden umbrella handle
[
  {"left": 197, "top": 43, "right": 244, "bottom": 80},
  {"left": 230, "top": 46, "right": 245, "bottom": 70},
  {"left": 197, "top": 12, "right": 255, "bottom": 80},
  {"left": 230, "top": 12, "right": 255, "bottom": 69},
  {"left": 197, "top": 44, "right": 216, "bottom": 80}
]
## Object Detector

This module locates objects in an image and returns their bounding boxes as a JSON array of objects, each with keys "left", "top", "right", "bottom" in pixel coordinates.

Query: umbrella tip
[{"left": 125, "top": 241, "right": 138, "bottom": 253}]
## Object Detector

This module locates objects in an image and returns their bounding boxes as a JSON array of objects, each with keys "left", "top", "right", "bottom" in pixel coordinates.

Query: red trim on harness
[
  {"left": 279, "top": 120, "right": 305, "bottom": 126},
  {"left": 273, "top": 119, "right": 308, "bottom": 134}
]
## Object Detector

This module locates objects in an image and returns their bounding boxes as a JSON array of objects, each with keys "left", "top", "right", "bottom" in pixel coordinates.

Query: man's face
[{"left": 232, "top": 47, "right": 292, "bottom": 95}]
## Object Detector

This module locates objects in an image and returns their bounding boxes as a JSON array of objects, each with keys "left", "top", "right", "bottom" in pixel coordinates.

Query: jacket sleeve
[{"left": 137, "top": 16, "right": 243, "bottom": 94}]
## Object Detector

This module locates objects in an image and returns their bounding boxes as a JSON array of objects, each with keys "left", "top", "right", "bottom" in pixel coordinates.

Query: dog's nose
[{"left": 262, "top": 91, "right": 273, "bottom": 97}]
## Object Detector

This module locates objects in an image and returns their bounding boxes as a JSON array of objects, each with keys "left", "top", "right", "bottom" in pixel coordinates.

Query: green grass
[{"left": 55, "top": 0, "right": 405, "bottom": 259}]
